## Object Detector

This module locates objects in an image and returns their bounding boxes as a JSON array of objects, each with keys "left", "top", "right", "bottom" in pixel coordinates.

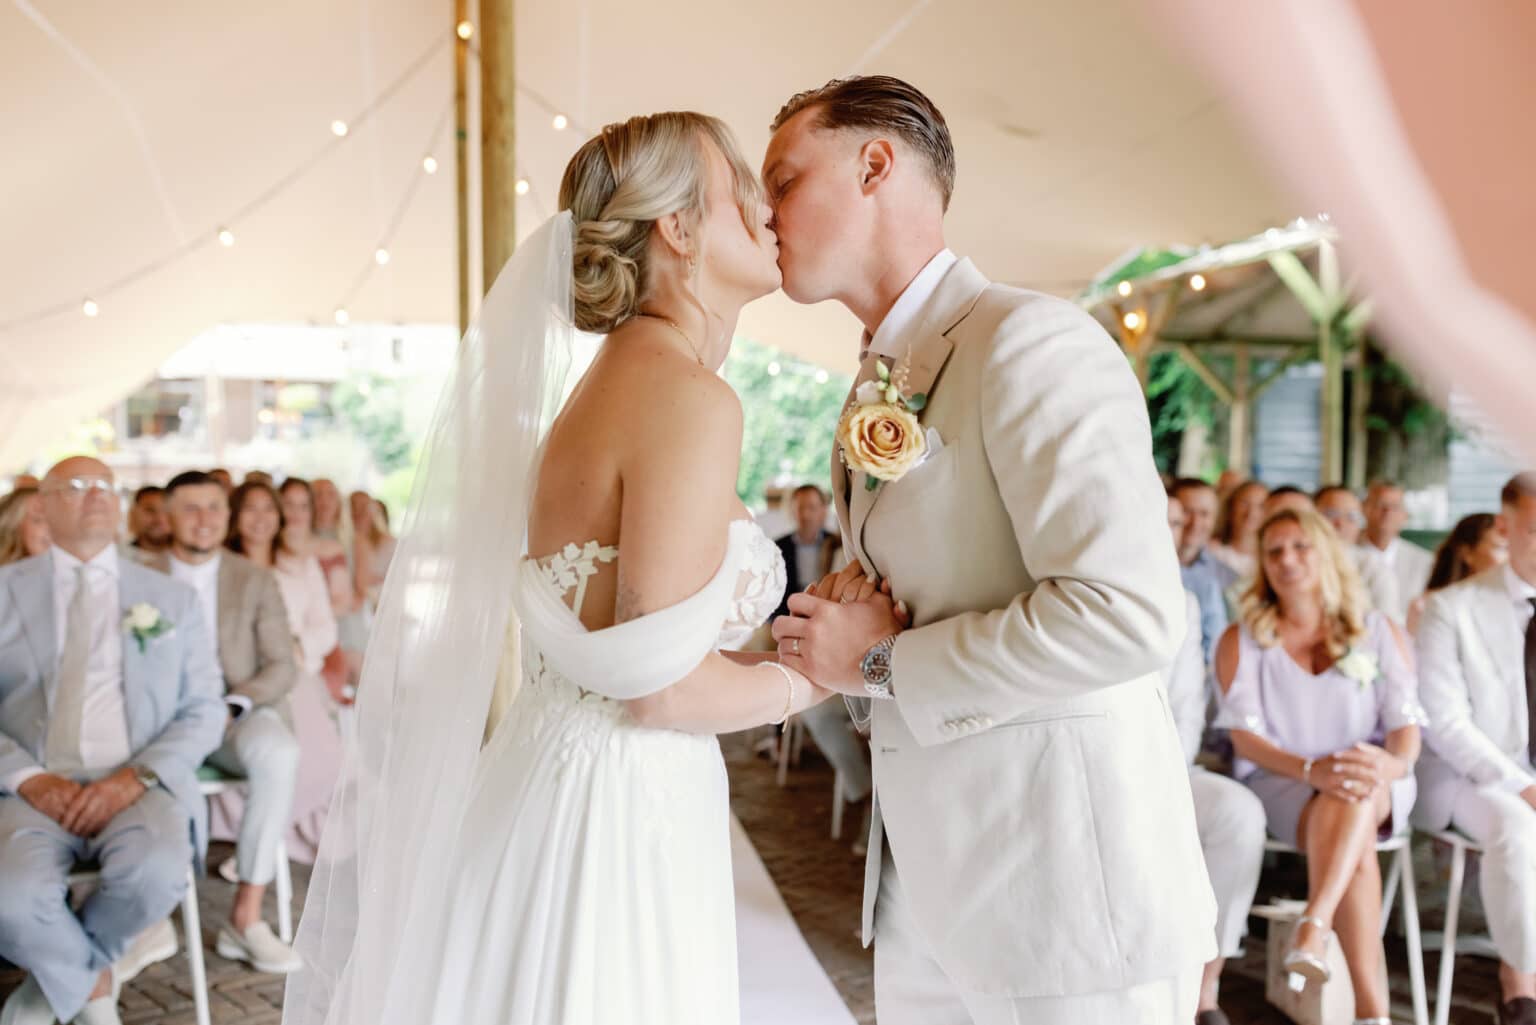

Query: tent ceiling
[{"left": 0, "top": 0, "right": 1291, "bottom": 470}]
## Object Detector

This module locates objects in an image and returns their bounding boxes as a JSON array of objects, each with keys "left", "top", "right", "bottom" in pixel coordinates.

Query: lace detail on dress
[
  {"left": 533, "top": 540, "right": 619, "bottom": 618},
  {"left": 718, "top": 524, "right": 787, "bottom": 651}
]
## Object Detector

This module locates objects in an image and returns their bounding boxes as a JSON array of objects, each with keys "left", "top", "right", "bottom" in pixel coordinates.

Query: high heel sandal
[{"left": 1283, "top": 913, "right": 1332, "bottom": 992}]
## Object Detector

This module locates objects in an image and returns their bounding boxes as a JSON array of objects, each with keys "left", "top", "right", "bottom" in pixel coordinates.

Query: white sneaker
[
  {"left": 114, "top": 918, "right": 178, "bottom": 985},
  {"left": 69, "top": 997, "right": 120, "bottom": 1025},
  {"left": 0, "top": 977, "right": 55, "bottom": 1025},
  {"left": 215, "top": 921, "right": 303, "bottom": 974},
  {"left": 216, "top": 857, "right": 239, "bottom": 885}
]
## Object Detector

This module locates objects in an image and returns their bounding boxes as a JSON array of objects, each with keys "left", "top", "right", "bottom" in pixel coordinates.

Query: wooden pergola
[{"left": 1078, "top": 222, "right": 1375, "bottom": 487}]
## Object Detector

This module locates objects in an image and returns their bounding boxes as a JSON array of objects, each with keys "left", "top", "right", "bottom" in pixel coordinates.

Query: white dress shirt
[
  {"left": 3, "top": 546, "right": 132, "bottom": 792},
  {"left": 867, "top": 249, "right": 958, "bottom": 359},
  {"left": 169, "top": 552, "right": 248, "bottom": 715}
]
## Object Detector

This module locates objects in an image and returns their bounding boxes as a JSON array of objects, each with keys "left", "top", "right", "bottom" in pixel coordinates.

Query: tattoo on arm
[{"left": 614, "top": 584, "right": 646, "bottom": 625}]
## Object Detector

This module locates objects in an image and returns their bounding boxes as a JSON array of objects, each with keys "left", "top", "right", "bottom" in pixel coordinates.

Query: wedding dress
[{"left": 420, "top": 520, "right": 785, "bottom": 1023}]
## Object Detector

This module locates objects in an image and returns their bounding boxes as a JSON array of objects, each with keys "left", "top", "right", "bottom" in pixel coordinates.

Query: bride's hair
[{"left": 558, "top": 112, "right": 765, "bottom": 334}]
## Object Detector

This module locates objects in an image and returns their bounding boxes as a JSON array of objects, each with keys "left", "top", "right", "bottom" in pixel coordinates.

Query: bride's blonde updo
[{"left": 558, "top": 112, "right": 766, "bottom": 334}]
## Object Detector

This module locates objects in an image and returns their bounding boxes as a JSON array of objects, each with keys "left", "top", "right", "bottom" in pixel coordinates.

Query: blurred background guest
[
  {"left": 207, "top": 468, "right": 234, "bottom": 495},
  {"left": 0, "top": 486, "right": 50, "bottom": 567},
  {"left": 124, "top": 485, "right": 171, "bottom": 562},
  {"left": 1210, "top": 479, "right": 1268, "bottom": 581},
  {"left": 1315, "top": 485, "right": 1399, "bottom": 618},
  {"left": 280, "top": 478, "right": 354, "bottom": 705},
  {"left": 1172, "top": 477, "right": 1236, "bottom": 662},
  {"left": 1364, "top": 480, "right": 1434, "bottom": 623},
  {"left": 774, "top": 484, "right": 837, "bottom": 619},
  {"left": 1406, "top": 512, "right": 1508, "bottom": 635}
]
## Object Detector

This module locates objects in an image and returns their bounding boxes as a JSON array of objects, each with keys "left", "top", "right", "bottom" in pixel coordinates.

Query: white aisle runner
[{"left": 731, "top": 816, "right": 858, "bottom": 1025}]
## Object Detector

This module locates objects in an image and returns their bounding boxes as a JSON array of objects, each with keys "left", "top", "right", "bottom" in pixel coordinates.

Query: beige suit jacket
[
  {"left": 833, "top": 258, "right": 1215, "bottom": 997},
  {"left": 146, "top": 552, "right": 298, "bottom": 719}
]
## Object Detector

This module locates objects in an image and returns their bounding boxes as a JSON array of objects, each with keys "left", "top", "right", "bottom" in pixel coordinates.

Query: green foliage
[
  {"left": 1142, "top": 352, "right": 1216, "bottom": 475},
  {"left": 721, "top": 338, "right": 852, "bottom": 506},
  {"left": 331, "top": 375, "right": 412, "bottom": 475}
]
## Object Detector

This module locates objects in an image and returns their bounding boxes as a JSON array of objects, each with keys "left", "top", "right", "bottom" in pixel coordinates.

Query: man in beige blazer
[
  {"left": 151, "top": 471, "right": 302, "bottom": 975},
  {"left": 1413, "top": 474, "right": 1536, "bottom": 1023},
  {"left": 766, "top": 77, "right": 1215, "bottom": 1025}
]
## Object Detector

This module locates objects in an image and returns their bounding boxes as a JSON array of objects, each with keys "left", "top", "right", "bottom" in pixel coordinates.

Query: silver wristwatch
[
  {"left": 129, "top": 763, "right": 159, "bottom": 791},
  {"left": 861, "top": 635, "right": 898, "bottom": 700}
]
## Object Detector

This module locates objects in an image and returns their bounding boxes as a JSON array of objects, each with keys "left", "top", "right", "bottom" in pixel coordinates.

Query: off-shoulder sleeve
[
  {"left": 1213, "top": 627, "right": 1271, "bottom": 739},
  {"left": 1371, "top": 610, "right": 1428, "bottom": 732}
]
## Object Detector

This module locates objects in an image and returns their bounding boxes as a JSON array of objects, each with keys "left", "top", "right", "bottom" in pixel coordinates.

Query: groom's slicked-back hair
[{"left": 771, "top": 75, "right": 955, "bottom": 211}]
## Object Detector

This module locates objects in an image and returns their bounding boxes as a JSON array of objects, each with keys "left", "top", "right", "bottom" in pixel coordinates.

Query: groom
[{"left": 767, "top": 77, "right": 1216, "bottom": 1024}]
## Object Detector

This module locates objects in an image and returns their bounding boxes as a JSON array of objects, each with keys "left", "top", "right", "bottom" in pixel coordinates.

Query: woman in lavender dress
[{"left": 1215, "top": 507, "right": 1426, "bottom": 1025}]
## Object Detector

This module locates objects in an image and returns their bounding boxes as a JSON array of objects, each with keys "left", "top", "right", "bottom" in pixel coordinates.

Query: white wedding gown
[{"left": 419, "top": 518, "right": 786, "bottom": 1024}]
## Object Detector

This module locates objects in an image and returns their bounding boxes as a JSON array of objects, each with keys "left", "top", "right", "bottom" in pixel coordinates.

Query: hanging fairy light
[
  {"left": 217, "top": 228, "right": 236, "bottom": 247},
  {"left": 514, "top": 178, "right": 530, "bottom": 195},
  {"left": 814, "top": 369, "right": 829, "bottom": 384},
  {"left": 767, "top": 362, "right": 782, "bottom": 376},
  {"left": 551, "top": 113, "right": 569, "bottom": 131},
  {"left": 1122, "top": 311, "right": 1143, "bottom": 331},
  {"left": 374, "top": 248, "right": 391, "bottom": 266},
  {"left": 82, "top": 298, "right": 99, "bottom": 318},
  {"left": 334, "top": 308, "right": 350, "bottom": 325},
  {"left": 331, "top": 120, "right": 350, "bottom": 138},
  {"left": 1189, "top": 273, "right": 1207, "bottom": 292},
  {"left": 1116, "top": 280, "right": 1132, "bottom": 297},
  {"left": 455, "top": 20, "right": 474, "bottom": 40},
  {"left": 422, "top": 155, "right": 439, "bottom": 174}
]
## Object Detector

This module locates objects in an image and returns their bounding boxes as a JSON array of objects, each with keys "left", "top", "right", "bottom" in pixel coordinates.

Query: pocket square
[{"left": 920, "top": 427, "right": 945, "bottom": 463}]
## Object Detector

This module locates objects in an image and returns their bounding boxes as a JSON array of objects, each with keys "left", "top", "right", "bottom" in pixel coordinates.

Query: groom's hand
[
  {"left": 773, "top": 590, "right": 906, "bottom": 695},
  {"left": 807, "top": 562, "right": 870, "bottom": 603}
]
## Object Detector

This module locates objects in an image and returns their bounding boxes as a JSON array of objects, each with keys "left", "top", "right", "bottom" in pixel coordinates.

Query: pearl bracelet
[{"left": 762, "top": 661, "right": 797, "bottom": 726}]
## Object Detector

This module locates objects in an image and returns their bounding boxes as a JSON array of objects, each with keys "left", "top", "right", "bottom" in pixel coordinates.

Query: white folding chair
[
  {"left": 197, "top": 767, "right": 294, "bottom": 943},
  {"left": 1426, "top": 829, "right": 1495, "bottom": 1025},
  {"left": 831, "top": 769, "right": 847, "bottom": 840},
  {"left": 774, "top": 716, "right": 805, "bottom": 786},
  {"left": 66, "top": 861, "right": 212, "bottom": 1025},
  {"left": 1264, "top": 834, "right": 1429, "bottom": 1025}
]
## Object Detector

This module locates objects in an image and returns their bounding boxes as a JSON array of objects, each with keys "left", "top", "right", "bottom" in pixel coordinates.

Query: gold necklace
[{"left": 636, "top": 312, "right": 705, "bottom": 367}]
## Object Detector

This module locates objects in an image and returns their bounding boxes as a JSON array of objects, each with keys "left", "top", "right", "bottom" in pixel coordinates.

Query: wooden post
[
  {"left": 454, "top": 0, "right": 471, "bottom": 336},
  {"left": 1349, "top": 333, "right": 1372, "bottom": 491},
  {"left": 1230, "top": 343, "right": 1252, "bottom": 475},
  {"left": 479, "top": 0, "right": 516, "bottom": 286},
  {"left": 1319, "top": 315, "right": 1344, "bottom": 484}
]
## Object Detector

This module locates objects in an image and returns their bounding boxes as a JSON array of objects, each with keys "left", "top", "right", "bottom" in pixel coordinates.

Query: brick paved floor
[{"left": 2, "top": 735, "right": 1506, "bottom": 1023}]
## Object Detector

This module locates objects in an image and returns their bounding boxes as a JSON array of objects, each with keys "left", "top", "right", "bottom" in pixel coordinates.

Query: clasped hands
[
  {"left": 1306, "top": 741, "right": 1408, "bottom": 802},
  {"left": 771, "top": 561, "right": 909, "bottom": 696},
  {"left": 17, "top": 768, "right": 147, "bottom": 837}
]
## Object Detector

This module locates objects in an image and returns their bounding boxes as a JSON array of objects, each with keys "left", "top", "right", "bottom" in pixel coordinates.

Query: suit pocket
[{"left": 872, "top": 441, "right": 961, "bottom": 517}]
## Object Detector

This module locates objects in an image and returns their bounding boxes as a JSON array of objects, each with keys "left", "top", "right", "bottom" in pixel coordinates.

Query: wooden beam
[
  {"left": 1268, "top": 250, "right": 1330, "bottom": 322},
  {"left": 454, "top": 0, "right": 471, "bottom": 335},
  {"left": 1348, "top": 333, "right": 1371, "bottom": 491},
  {"left": 1172, "top": 343, "right": 1234, "bottom": 405},
  {"left": 1319, "top": 314, "right": 1344, "bottom": 483},
  {"left": 479, "top": 0, "right": 516, "bottom": 284},
  {"left": 1229, "top": 344, "right": 1252, "bottom": 474},
  {"left": 1250, "top": 347, "right": 1316, "bottom": 401},
  {"left": 1158, "top": 333, "right": 1320, "bottom": 349}
]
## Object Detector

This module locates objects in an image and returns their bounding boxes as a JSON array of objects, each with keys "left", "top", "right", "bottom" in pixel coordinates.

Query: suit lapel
[
  {"left": 12, "top": 556, "right": 57, "bottom": 685},
  {"left": 832, "top": 355, "right": 886, "bottom": 570},
  {"left": 217, "top": 556, "right": 241, "bottom": 667},
  {"left": 1472, "top": 571, "right": 1524, "bottom": 691}
]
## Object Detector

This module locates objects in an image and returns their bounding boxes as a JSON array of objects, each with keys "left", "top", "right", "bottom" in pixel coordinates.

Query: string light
[
  {"left": 1122, "top": 311, "right": 1143, "bottom": 331},
  {"left": 814, "top": 369, "right": 829, "bottom": 384},
  {"left": 331, "top": 120, "right": 350, "bottom": 138},
  {"left": 1116, "top": 280, "right": 1132, "bottom": 297},
  {"left": 455, "top": 20, "right": 474, "bottom": 40},
  {"left": 422, "top": 155, "right": 439, "bottom": 174},
  {"left": 514, "top": 178, "right": 530, "bottom": 195},
  {"left": 551, "top": 114, "right": 569, "bottom": 131},
  {"left": 767, "top": 362, "right": 782, "bottom": 377},
  {"left": 334, "top": 308, "right": 350, "bottom": 325},
  {"left": 1189, "top": 273, "right": 1207, "bottom": 292},
  {"left": 374, "top": 248, "right": 390, "bottom": 266},
  {"left": 82, "top": 298, "right": 99, "bottom": 318},
  {"left": 217, "top": 228, "right": 235, "bottom": 247}
]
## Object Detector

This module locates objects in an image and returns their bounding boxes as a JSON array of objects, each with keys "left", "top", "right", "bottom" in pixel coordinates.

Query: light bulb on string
[
  {"left": 767, "top": 362, "right": 781, "bottom": 377},
  {"left": 331, "top": 120, "right": 349, "bottom": 138},
  {"left": 1189, "top": 273, "right": 1207, "bottom": 292},
  {"left": 375, "top": 248, "right": 391, "bottom": 266},
  {"left": 814, "top": 369, "right": 829, "bottom": 384},
  {"left": 422, "top": 155, "right": 439, "bottom": 174},
  {"left": 82, "top": 298, "right": 99, "bottom": 318},
  {"left": 552, "top": 114, "right": 569, "bottom": 131},
  {"left": 456, "top": 20, "right": 474, "bottom": 40},
  {"left": 1122, "top": 311, "right": 1143, "bottom": 331},
  {"left": 515, "top": 178, "right": 530, "bottom": 195},
  {"left": 1116, "top": 280, "right": 1132, "bottom": 298},
  {"left": 218, "top": 228, "right": 235, "bottom": 247},
  {"left": 334, "top": 308, "right": 350, "bottom": 326}
]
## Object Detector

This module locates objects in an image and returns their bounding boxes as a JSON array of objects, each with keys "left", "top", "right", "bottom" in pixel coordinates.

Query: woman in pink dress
[{"left": 218, "top": 480, "right": 344, "bottom": 863}]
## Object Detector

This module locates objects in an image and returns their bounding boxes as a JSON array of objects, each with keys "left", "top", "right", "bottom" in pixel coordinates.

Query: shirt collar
[
  {"left": 170, "top": 551, "right": 222, "bottom": 578},
  {"left": 52, "top": 544, "right": 119, "bottom": 580},
  {"left": 1505, "top": 562, "right": 1536, "bottom": 604},
  {"left": 866, "top": 249, "right": 958, "bottom": 360}
]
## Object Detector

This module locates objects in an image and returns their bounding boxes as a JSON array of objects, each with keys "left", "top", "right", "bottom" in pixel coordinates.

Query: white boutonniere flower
[
  {"left": 1335, "top": 648, "right": 1381, "bottom": 691},
  {"left": 122, "top": 603, "right": 172, "bottom": 653},
  {"left": 838, "top": 352, "right": 929, "bottom": 492}
]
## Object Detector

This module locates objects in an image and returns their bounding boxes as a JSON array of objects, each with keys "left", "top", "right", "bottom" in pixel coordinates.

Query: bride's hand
[{"left": 808, "top": 563, "right": 879, "bottom": 605}]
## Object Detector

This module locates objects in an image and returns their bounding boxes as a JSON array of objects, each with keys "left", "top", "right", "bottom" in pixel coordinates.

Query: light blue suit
[{"left": 0, "top": 550, "right": 225, "bottom": 1019}]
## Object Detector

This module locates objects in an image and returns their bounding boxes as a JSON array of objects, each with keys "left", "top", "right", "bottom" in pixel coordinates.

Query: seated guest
[
  {"left": 242, "top": 471, "right": 274, "bottom": 488},
  {"left": 355, "top": 498, "right": 397, "bottom": 619},
  {"left": 280, "top": 478, "right": 354, "bottom": 704},
  {"left": 773, "top": 483, "right": 837, "bottom": 619},
  {"left": 216, "top": 481, "right": 342, "bottom": 862},
  {"left": 146, "top": 471, "right": 302, "bottom": 974},
  {"left": 0, "top": 458, "right": 224, "bottom": 1025},
  {"left": 207, "top": 468, "right": 234, "bottom": 495},
  {"left": 1163, "top": 496, "right": 1266, "bottom": 1025},
  {"left": 1209, "top": 479, "right": 1268, "bottom": 580},
  {"left": 1263, "top": 484, "right": 1314, "bottom": 518},
  {"left": 1413, "top": 475, "right": 1536, "bottom": 1023},
  {"left": 309, "top": 478, "right": 364, "bottom": 692},
  {"left": 1172, "top": 477, "right": 1237, "bottom": 662},
  {"left": 1316, "top": 484, "right": 1400, "bottom": 617},
  {"left": 124, "top": 485, "right": 171, "bottom": 562},
  {"left": 1215, "top": 507, "right": 1424, "bottom": 1021},
  {"left": 1406, "top": 512, "right": 1507, "bottom": 634},
  {"left": 1363, "top": 479, "right": 1434, "bottom": 622},
  {"left": 0, "top": 486, "right": 51, "bottom": 567}
]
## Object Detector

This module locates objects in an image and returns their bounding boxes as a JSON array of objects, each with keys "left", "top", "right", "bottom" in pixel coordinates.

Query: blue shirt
[{"left": 1180, "top": 547, "right": 1235, "bottom": 664}]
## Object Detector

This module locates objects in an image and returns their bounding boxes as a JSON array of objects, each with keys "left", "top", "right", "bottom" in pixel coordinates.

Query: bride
[{"left": 283, "top": 113, "right": 891, "bottom": 1025}]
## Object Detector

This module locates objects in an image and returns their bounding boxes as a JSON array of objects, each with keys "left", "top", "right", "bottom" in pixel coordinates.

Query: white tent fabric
[{"left": 0, "top": 0, "right": 1290, "bottom": 470}]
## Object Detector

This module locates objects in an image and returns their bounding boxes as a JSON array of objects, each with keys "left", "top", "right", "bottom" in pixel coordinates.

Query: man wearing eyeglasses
[
  {"left": 0, "top": 457, "right": 225, "bottom": 1025},
  {"left": 1316, "top": 484, "right": 1403, "bottom": 620}
]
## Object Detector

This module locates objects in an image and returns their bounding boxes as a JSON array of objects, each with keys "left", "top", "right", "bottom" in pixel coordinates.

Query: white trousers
[
  {"left": 1189, "top": 768, "right": 1267, "bottom": 958},
  {"left": 206, "top": 706, "right": 299, "bottom": 886},
  {"left": 873, "top": 851, "right": 1201, "bottom": 1025},
  {"left": 1417, "top": 775, "right": 1536, "bottom": 972}
]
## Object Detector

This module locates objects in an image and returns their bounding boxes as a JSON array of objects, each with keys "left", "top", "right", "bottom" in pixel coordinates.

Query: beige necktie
[{"left": 43, "top": 566, "right": 92, "bottom": 776}]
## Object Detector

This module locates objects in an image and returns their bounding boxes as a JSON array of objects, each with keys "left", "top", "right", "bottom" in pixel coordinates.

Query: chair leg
[
  {"left": 1398, "top": 847, "right": 1429, "bottom": 1025},
  {"left": 831, "top": 770, "right": 846, "bottom": 840},
  {"left": 790, "top": 718, "right": 805, "bottom": 766},
  {"left": 1381, "top": 847, "right": 1402, "bottom": 934},
  {"left": 275, "top": 841, "right": 294, "bottom": 944},
  {"left": 776, "top": 719, "right": 792, "bottom": 786},
  {"left": 181, "top": 866, "right": 211, "bottom": 1025},
  {"left": 1434, "top": 841, "right": 1466, "bottom": 1025}
]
